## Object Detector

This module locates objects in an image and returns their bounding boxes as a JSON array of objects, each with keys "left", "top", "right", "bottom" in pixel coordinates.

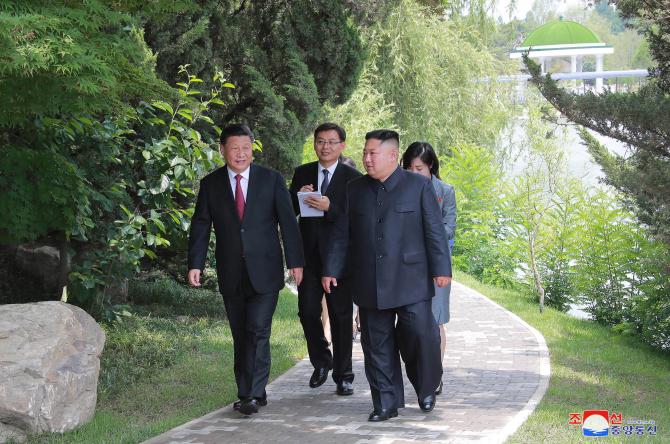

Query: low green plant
[{"left": 128, "top": 272, "right": 225, "bottom": 317}]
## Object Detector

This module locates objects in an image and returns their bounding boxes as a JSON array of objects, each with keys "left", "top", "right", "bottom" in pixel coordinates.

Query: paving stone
[{"left": 143, "top": 281, "right": 549, "bottom": 444}]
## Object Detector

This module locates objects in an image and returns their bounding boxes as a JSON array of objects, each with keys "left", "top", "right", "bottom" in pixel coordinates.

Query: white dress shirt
[
  {"left": 317, "top": 160, "right": 338, "bottom": 194},
  {"left": 228, "top": 166, "right": 250, "bottom": 201}
]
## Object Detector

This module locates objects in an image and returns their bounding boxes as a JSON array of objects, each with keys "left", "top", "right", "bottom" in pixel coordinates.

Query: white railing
[
  {"left": 495, "top": 69, "right": 650, "bottom": 103},
  {"left": 497, "top": 69, "right": 649, "bottom": 82}
]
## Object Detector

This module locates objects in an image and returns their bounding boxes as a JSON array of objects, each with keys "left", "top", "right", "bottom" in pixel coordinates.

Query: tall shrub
[{"left": 441, "top": 144, "right": 517, "bottom": 287}]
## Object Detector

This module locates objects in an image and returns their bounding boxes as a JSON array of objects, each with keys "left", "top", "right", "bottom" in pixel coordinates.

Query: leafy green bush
[
  {"left": 633, "top": 287, "right": 670, "bottom": 351},
  {"left": 0, "top": 148, "right": 84, "bottom": 243},
  {"left": 1, "top": 67, "right": 230, "bottom": 316},
  {"left": 68, "top": 69, "right": 229, "bottom": 315},
  {"left": 440, "top": 144, "right": 518, "bottom": 288},
  {"left": 434, "top": 114, "right": 669, "bottom": 350},
  {"left": 573, "top": 190, "right": 640, "bottom": 325}
]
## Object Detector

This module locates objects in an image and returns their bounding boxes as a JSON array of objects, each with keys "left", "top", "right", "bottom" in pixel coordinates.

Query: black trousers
[
  {"left": 359, "top": 299, "right": 442, "bottom": 411},
  {"left": 222, "top": 262, "right": 278, "bottom": 400},
  {"left": 297, "top": 265, "right": 354, "bottom": 383}
]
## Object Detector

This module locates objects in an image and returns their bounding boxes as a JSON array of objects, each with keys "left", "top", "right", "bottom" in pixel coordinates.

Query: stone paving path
[{"left": 143, "top": 281, "right": 550, "bottom": 444}]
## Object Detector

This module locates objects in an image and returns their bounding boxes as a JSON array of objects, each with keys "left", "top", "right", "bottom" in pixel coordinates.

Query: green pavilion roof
[{"left": 521, "top": 19, "right": 602, "bottom": 47}]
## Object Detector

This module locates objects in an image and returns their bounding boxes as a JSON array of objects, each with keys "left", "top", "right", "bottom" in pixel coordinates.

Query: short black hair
[
  {"left": 365, "top": 129, "right": 399, "bottom": 144},
  {"left": 220, "top": 123, "right": 254, "bottom": 144},
  {"left": 402, "top": 141, "right": 440, "bottom": 179},
  {"left": 314, "top": 122, "right": 346, "bottom": 142}
]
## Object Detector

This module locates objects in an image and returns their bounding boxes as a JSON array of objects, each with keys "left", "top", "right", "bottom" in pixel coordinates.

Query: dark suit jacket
[
  {"left": 323, "top": 166, "right": 451, "bottom": 310},
  {"left": 289, "top": 161, "right": 362, "bottom": 270},
  {"left": 188, "top": 164, "right": 304, "bottom": 297}
]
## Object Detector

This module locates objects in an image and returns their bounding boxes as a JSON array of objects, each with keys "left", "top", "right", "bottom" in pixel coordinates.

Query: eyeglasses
[{"left": 315, "top": 140, "right": 342, "bottom": 147}]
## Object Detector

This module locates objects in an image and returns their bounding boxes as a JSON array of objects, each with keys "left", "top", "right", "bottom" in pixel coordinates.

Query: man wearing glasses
[{"left": 289, "top": 123, "right": 362, "bottom": 396}]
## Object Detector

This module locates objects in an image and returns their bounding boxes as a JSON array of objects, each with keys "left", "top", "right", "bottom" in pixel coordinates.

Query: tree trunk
[{"left": 105, "top": 277, "right": 129, "bottom": 304}]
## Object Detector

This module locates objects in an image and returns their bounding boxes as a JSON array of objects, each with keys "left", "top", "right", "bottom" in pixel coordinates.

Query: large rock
[{"left": 0, "top": 302, "right": 106, "bottom": 442}]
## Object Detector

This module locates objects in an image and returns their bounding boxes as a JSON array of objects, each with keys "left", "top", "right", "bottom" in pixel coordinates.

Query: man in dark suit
[
  {"left": 187, "top": 124, "right": 304, "bottom": 416},
  {"left": 322, "top": 129, "right": 451, "bottom": 422},
  {"left": 289, "top": 123, "right": 362, "bottom": 395}
]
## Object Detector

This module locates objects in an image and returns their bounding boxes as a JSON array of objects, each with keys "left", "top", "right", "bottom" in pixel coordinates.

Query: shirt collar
[
  {"left": 318, "top": 160, "right": 338, "bottom": 177},
  {"left": 228, "top": 165, "right": 250, "bottom": 181},
  {"left": 379, "top": 165, "right": 402, "bottom": 191}
]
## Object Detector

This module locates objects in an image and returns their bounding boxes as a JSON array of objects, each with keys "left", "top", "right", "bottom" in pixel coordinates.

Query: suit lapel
[
  {"left": 308, "top": 162, "right": 319, "bottom": 190},
  {"left": 242, "top": 164, "right": 259, "bottom": 225},
  {"left": 220, "top": 165, "right": 241, "bottom": 224},
  {"left": 324, "top": 162, "right": 344, "bottom": 197}
]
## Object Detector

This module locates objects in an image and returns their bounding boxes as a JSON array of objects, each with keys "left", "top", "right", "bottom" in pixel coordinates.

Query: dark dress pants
[
  {"left": 359, "top": 299, "right": 442, "bottom": 411},
  {"left": 222, "top": 262, "right": 279, "bottom": 400},
  {"left": 298, "top": 264, "right": 354, "bottom": 383}
]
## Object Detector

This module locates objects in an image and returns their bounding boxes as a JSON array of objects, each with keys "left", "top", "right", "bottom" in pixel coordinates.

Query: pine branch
[{"left": 524, "top": 55, "right": 670, "bottom": 159}]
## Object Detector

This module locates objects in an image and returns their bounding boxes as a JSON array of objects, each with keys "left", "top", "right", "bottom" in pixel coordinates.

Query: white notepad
[{"left": 297, "top": 191, "right": 324, "bottom": 217}]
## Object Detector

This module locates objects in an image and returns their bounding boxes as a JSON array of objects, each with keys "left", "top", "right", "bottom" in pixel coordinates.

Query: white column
[
  {"left": 539, "top": 57, "right": 545, "bottom": 74},
  {"left": 596, "top": 54, "right": 604, "bottom": 92},
  {"left": 571, "top": 55, "right": 578, "bottom": 89}
]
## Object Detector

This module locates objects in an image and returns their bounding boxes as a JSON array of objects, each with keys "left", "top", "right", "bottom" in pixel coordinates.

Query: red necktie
[{"left": 235, "top": 174, "right": 245, "bottom": 221}]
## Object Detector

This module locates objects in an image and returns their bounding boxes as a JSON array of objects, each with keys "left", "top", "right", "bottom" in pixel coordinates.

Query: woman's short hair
[
  {"left": 401, "top": 141, "right": 440, "bottom": 178},
  {"left": 339, "top": 155, "right": 357, "bottom": 169}
]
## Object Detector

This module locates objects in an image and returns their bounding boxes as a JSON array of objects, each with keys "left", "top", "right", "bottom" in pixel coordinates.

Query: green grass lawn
[
  {"left": 28, "top": 278, "right": 306, "bottom": 444},
  {"left": 454, "top": 270, "right": 670, "bottom": 443}
]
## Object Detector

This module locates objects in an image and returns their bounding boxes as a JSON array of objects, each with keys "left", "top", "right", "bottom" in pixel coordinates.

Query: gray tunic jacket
[{"left": 431, "top": 175, "right": 456, "bottom": 240}]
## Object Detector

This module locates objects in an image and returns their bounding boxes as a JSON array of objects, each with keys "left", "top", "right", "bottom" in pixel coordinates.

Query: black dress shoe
[
  {"left": 235, "top": 396, "right": 265, "bottom": 410},
  {"left": 309, "top": 367, "right": 330, "bottom": 388},
  {"left": 435, "top": 380, "right": 443, "bottom": 395},
  {"left": 368, "top": 408, "right": 398, "bottom": 422},
  {"left": 419, "top": 394, "right": 436, "bottom": 412},
  {"left": 336, "top": 381, "right": 354, "bottom": 396},
  {"left": 238, "top": 399, "right": 259, "bottom": 415}
]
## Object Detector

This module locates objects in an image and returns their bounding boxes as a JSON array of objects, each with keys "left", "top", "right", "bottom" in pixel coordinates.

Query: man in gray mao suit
[{"left": 322, "top": 129, "right": 452, "bottom": 422}]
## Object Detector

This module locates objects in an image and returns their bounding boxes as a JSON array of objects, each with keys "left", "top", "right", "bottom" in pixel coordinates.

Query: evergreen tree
[
  {"left": 615, "top": 0, "right": 670, "bottom": 93},
  {"left": 142, "top": 0, "right": 365, "bottom": 175}
]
